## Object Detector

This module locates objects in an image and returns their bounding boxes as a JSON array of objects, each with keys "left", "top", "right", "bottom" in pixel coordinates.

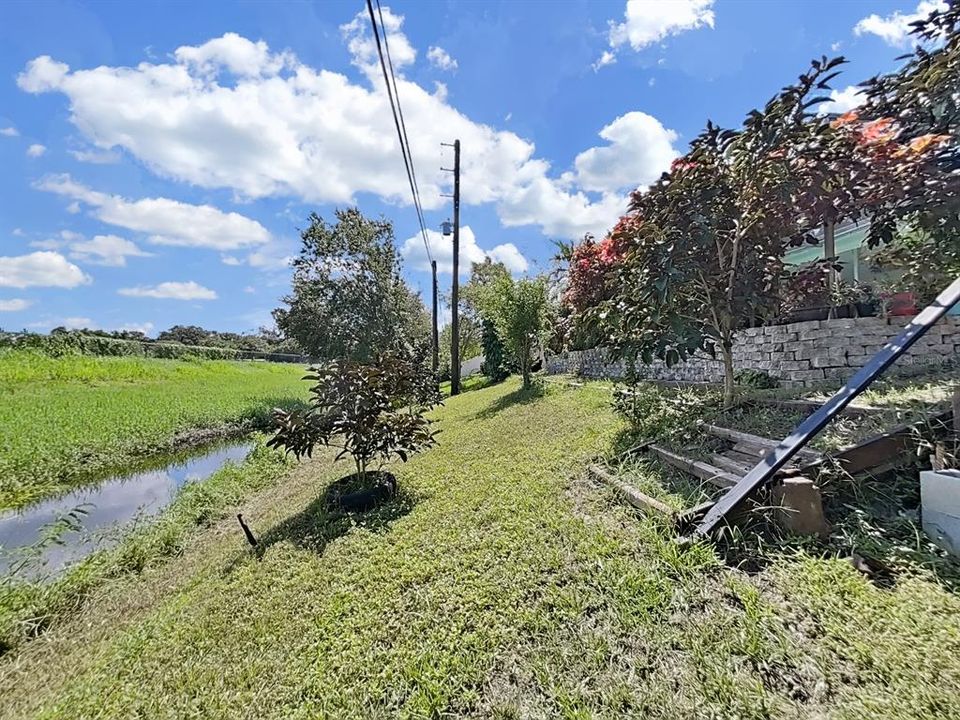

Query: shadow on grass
[
  {"left": 249, "top": 474, "right": 417, "bottom": 558},
  {"left": 472, "top": 382, "right": 547, "bottom": 420}
]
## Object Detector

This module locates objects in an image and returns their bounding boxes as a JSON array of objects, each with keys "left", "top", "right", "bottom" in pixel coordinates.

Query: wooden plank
[
  {"left": 732, "top": 442, "right": 770, "bottom": 458},
  {"left": 702, "top": 423, "right": 822, "bottom": 463},
  {"left": 711, "top": 453, "right": 752, "bottom": 476},
  {"left": 648, "top": 444, "right": 740, "bottom": 488},
  {"left": 825, "top": 408, "right": 953, "bottom": 475},
  {"left": 727, "top": 448, "right": 766, "bottom": 466},
  {"left": 750, "top": 397, "right": 884, "bottom": 418},
  {"left": 587, "top": 465, "right": 674, "bottom": 517}
]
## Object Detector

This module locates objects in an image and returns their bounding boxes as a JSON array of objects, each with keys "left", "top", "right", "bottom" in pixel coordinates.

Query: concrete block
[
  {"left": 921, "top": 470, "right": 960, "bottom": 557},
  {"left": 788, "top": 320, "right": 822, "bottom": 333},
  {"left": 788, "top": 368, "right": 825, "bottom": 381},
  {"left": 811, "top": 355, "right": 841, "bottom": 368}
]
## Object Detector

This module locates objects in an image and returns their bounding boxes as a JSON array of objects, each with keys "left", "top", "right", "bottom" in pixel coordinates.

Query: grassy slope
[
  {"left": 0, "top": 438, "right": 295, "bottom": 652},
  {"left": 1, "top": 379, "right": 958, "bottom": 718},
  {"left": 0, "top": 351, "right": 308, "bottom": 509}
]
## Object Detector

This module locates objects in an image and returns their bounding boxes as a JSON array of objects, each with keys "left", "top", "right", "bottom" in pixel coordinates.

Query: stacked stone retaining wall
[{"left": 545, "top": 315, "right": 960, "bottom": 388}]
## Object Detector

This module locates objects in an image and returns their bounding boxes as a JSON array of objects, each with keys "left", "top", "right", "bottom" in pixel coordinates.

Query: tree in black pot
[{"left": 268, "top": 346, "right": 439, "bottom": 510}]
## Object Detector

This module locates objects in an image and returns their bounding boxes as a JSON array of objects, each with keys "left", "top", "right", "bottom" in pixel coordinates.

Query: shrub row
[{"left": 0, "top": 332, "right": 253, "bottom": 361}]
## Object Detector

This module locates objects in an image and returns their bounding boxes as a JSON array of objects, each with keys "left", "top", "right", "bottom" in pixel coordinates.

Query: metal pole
[
  {"left": 450, "top": 139, "right": 461, "bottom": 396},
  {"left": 431, "top": 259, "right": 439, "bottom": 373},
  {"left": 824, "top": 220, "right": 837, "bottom": 319}
]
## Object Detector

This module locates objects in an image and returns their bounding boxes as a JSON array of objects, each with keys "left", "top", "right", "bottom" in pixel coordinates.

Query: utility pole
[
  {"left": 442, "top": 139, "right": 462, "bottom": 395},
  {"left": 451, "top": 139, "right": 461, "bottom": 395},
  {"left": 431, "top": 259, "right": 439, "bottom": 373}
]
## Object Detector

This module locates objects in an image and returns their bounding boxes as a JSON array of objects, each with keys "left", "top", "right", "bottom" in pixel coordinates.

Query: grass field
[
  {"left": 1, "top": 378, "right": 958, "bottom": 719},
  {"left": 0, "top": 350, "right": 308, "bottom": 509}
]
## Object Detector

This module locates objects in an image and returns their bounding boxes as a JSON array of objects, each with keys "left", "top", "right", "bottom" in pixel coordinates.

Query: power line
[
  {"left": 366, "top": 0, "right": 432, "bottom": 264},
  {"left": 376, "top": 0, "right": 430, "bottom": 246}
]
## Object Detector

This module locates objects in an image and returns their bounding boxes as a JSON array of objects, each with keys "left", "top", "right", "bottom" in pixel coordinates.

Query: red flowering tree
[
  {"left": 601, "top": 60, "right": 845, "bottom": 406},
  {"left": 852, "top": 4, "right": 960, "bottom": 302},
  {"left": 558, "top": 218, "right": 633, "bottom": 348}
]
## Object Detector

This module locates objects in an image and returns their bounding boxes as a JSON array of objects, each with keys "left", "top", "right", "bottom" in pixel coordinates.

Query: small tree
[
  {"left": 268, "top": 348, "right": 438, "bottom": 484},
  {"left": 274, "top": 209, "right": 430, "bottom": 362},
  {"left": 479, "top": 275, "right": 549, "bottom": 388},
  {"left": 603, "top": 60, "right": 847, "bottom": 407}
]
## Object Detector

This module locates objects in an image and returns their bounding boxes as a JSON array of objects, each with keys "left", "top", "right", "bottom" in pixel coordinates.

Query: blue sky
[{"left": 0, "top": 0, "right": 940, "bottom": 335}]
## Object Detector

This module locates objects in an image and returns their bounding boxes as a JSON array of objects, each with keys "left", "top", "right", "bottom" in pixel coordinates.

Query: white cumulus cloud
[
  {"left": 118, "top": 281, "right": 217, "bottom": 300},
  {"left": 854, "top": 1, "right": 948, "bottom": 47},
  {"left": 37, "top": 175, "right": 271, "bottom": 250},
  {"left": 573, "top": 111, "right": 679, "bottom": 193},
  {"left": 401, "top": 225, "right": 528, "bottom": 276},
  {"left": 0, "top": 251, "right": 91, "bottom": 289},
  {"left": 598, "top": 0, "right": 715, "bottom": 68},
  {"left": 26, "top": 143, "right": 46, "bottom": 157},
  {"left": 16, "top": 13, "right": 676, "bottom": 241},
  {"left": 818, "top": 85, "right": 866, "bottom": 115},
  {"left": 0, "top": 298, "right": 31, "bottom": 312},
  {"left": 0, "top": 126, "right": 18, "bottom": 137},
  {"left": 69, "top": 148, "right": 121, "bottom": 164},
  {"left": 69, "top": 234, "right": 152, "bottom": 267},
  {"left": 427, "top": 46, "right": 457, "bottom": 71}
]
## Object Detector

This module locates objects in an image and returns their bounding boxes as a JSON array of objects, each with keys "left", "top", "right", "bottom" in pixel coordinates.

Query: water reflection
[{"left": 0, "top": 441, "right": 253, "bottom": 577}]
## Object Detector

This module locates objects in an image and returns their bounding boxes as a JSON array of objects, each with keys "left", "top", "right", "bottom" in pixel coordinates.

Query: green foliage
[
  {"left": 0, "top": 331, "right": 246, "bottom": 361},
  {"left": 477, "top": 275, "right": 550, "bottom": 388},
  {"left": 734, "top": 368, "right": 779, "bottom": 389},
  {"left": 603, "top": 59, "right": 851, "bottom": 407},
  {"left": 480, "top": 317, "right": 509, "bottom": 381},
  {"left": 274, "top": 209, "right": 430, "bottom": 362},
  {"left": 0, "top": 351, "right": 308, "bottom": 509},
  {"left": 269, "top": 348, "right": 439, "bottom": 481}
]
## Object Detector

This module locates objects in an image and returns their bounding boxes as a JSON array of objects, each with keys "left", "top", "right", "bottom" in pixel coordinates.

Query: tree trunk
[
  {"left": 720, "top": 341, "right": 736, "bottom": 409},
  {"left": 521, "top": 341, "right": 531, "bottom": 388}
]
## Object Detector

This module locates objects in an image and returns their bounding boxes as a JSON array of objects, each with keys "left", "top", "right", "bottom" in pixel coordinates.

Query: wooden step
[
  {"left": 701, "top": 423, "right": 822, "bottom": 463},
  {"left": 648, "top": 444, "right": 740, "bottom": 488},
  {"left": 727, "top": 447, "right": 767, "bottom": 466},
  {"left": 710, "top": 453, "right": 752, "bottom": 476}
]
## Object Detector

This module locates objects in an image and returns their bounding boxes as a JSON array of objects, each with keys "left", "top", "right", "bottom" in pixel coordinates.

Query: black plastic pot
[{"left": 324, "top": 470, "right": 398, "bottom": 512}]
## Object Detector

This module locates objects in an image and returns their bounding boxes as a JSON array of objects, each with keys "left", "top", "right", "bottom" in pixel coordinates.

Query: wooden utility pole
[
  {"left": 450, "top": 139, "right": 462, "bottom": 395},
  {"left": 431, "top": 259, "right": 439, "bottom": 373}
]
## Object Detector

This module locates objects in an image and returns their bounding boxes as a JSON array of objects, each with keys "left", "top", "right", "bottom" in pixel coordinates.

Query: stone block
[
  {"left": 771, "top": 477, "right": 829, "bottom": 538},
  {"left": 778, "top": 360, "right": 810, "bottom": 371},
  {"left": 788, "top": 368, "right": 825, "bottom": 381},
  {"left": 788, "top": 320, "right": 822, "bottom": 333},
  {"left": 799, "top": 328, "right": 831, "bottom": 341},
  {"left": 811, "top": 355, "right": 841, "bottom": 368}
]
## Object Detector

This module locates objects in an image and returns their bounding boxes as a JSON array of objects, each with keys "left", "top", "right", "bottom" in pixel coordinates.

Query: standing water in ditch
[{"left": 0, "top": 440, "right": 254, "bottom": 577}]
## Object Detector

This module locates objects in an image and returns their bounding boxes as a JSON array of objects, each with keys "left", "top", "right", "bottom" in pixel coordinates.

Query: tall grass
[{"left": 0, "top": 351, "right": 308, "bottom": 509}]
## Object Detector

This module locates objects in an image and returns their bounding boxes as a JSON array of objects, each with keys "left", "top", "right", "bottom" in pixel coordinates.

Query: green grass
[
  {"left": 1, "top": 379, "right": 958, "bottom": 718},
  {"left": 439, "top": 374, "right": 494, "bottom": 397},
  {"left": 0, "top": 437, "right": 295, "bottom": 652},
  {"left": 0, "top": 350, "right": 309, "bottom": 509}
]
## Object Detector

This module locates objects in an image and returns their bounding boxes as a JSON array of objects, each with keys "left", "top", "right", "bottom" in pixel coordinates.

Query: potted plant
[{"left": 268, "top": 346, "right": 440, "bottom": 510}]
